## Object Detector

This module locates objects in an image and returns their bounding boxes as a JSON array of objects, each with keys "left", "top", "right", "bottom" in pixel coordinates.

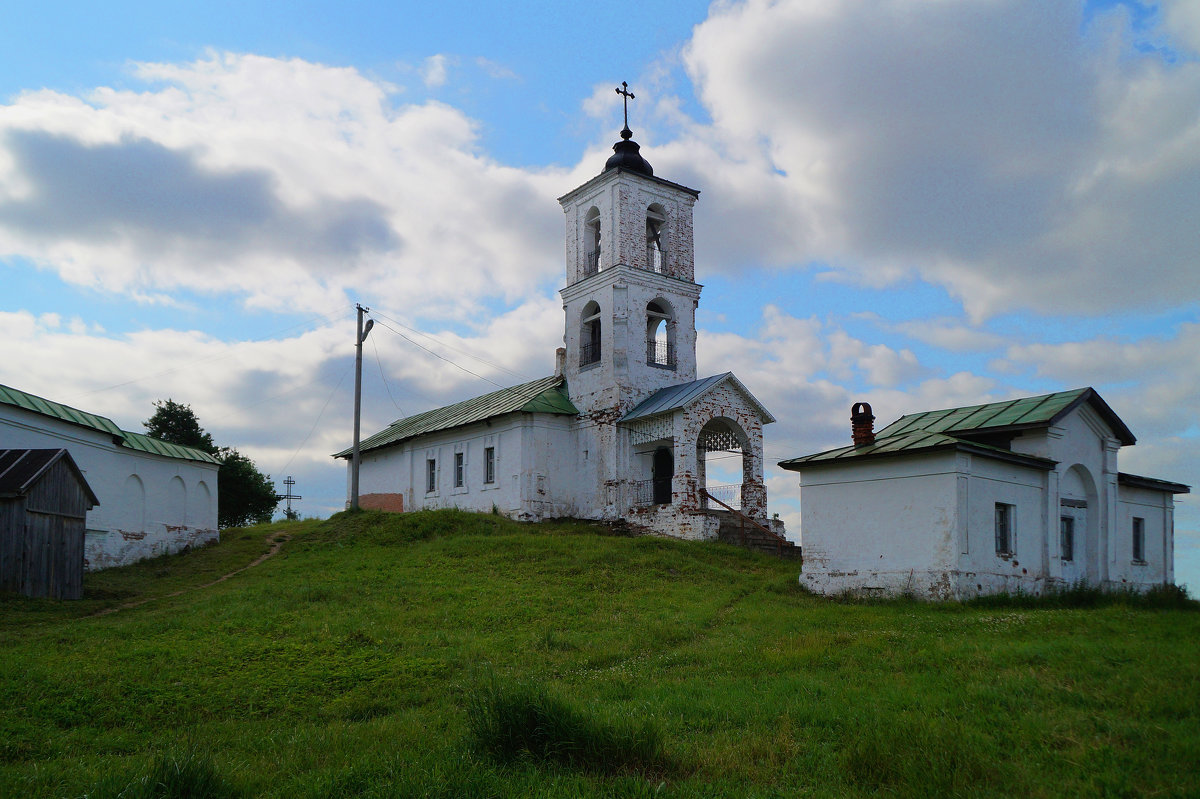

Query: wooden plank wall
[{"left": 0, "top": 458, "right": 87, "bottom": 600}]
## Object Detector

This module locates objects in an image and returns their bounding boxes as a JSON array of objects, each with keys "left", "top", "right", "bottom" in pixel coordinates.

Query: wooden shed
[{"left": 0, "top": 449, "right": 98, "bottom": 600}]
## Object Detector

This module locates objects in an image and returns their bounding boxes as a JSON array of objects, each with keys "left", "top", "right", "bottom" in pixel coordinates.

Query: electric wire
[
  {"left": 370, "top": 309, "right": 531, "bottom": 382},
  {"left": 69, "top": 303, "right": 357, "bottom": 401},
  {"left": 275, "top": 361, "right": 353, "bottom": 476},
  {"left": 370, "top": 332, "right": 405, "bottom": 415},
  {"left": 369, "top": 317, "right": 509, "bottom": 390}
]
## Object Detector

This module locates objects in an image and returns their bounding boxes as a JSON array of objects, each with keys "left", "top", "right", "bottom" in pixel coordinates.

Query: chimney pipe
[
  {"left": 554, "top": 347, "right": 566, "bottom": 377},
  {"left": 851, "top": 402, "right": 875, "bottom": 446}
]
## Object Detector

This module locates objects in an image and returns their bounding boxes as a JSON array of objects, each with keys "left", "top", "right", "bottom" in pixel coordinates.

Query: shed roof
[
  {"left": 620, "top": 372, "right": 776, "bottom": 424},
  {"left": 0, "top": 448, "right": 100, "bottom": 506},
  {"left": 0, "top": 383, "right": 221, "bottom": 464},
  {"left": 336, "top": 375, "right": 578, "bottom": 458},
  {"left": 877, "top": 387, "right": 1135, "bottom": 446}
]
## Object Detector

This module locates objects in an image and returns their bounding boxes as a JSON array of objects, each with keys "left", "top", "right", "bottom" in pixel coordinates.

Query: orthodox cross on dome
[{"left": 615, "top": 81, "right": 635, "bottom": 139}]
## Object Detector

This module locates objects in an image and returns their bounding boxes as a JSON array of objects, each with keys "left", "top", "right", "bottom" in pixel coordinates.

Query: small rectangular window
[
  {"left": 426, "top": 458, "right": 437, "bottom": 493},
  {"left": 484, "top": 446, "right": 495, "bottom": 484},
  {"left": 454, "top": 452, "right": 464, "bottom": 488},
  {"left": 1060, "top": 516, "right": 1074, "bottom": 561},
  {"left": 995, "top": 503, "right": 1014, "bottom": 556},
  {"left": 1133, "top": 517, "right": 1145, "bottom": 562}
]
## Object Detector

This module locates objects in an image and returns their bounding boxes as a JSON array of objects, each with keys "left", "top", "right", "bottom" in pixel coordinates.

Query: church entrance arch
[
  {"left": 1060, "top": 464, "right": 1099, "bottom": 584},
  {"left": 652, "top": 446, "right": 674, "bottom": 505},
  {"left": 697, "top": 417, "right": 750, "bottom": 510}
]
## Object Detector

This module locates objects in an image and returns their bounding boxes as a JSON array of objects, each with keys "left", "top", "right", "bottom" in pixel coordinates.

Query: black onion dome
[{"left": 604, "top": 126, "right": 653, "bottom": 176}]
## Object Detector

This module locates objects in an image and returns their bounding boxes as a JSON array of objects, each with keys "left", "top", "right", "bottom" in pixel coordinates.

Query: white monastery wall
[{"left": 1, "top": 404, "right": 218, "bottom": 570}]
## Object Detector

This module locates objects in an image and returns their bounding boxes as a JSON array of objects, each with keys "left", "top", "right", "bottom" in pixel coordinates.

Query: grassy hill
[{"left": 2, "top": 510, "right": 1198, "bottom": 798}]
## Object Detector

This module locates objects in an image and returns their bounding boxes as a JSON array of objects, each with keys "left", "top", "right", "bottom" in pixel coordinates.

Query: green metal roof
[
  {"left": 0, "top": 383, "right": 125, "bottom": 438},
  {"left": 876, "top": 387, "right": 1135, "bottom": 445},
  {"left": 0, "top": 383, "right": 220, "bottom": 464},
  {"left": 336, "top": 375, "right": 579, "bottom": 458},
  {"left": 778, "top": 430, "right": 1056, "bottom": 471}
]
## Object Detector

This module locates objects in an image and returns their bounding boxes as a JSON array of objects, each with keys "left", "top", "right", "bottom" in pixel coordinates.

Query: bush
[{"left": 466, "top": 678, "right": 668, "bottom": 775}]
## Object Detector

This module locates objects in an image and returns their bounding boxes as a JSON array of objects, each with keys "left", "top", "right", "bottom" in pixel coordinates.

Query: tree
[
  {"left": 144, "top": 400, "right": 279, "bottom": 528},
  {"left": 144, "top": 399, "right": 217, "bottom": 455},
  {"left": 215, "top": 447, "right": 279, "bottom": 528}
]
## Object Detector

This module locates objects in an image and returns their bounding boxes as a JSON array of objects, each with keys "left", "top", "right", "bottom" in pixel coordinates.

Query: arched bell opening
[
  {"left": 646, "top": 203, "right": 667, "bottom": 274},
  {"left": 645, "top": 298, "right": 676, "bottom": 369},
  {"left": 584, "top": 206, "right": 602, "bottom": 276},
  {"left": 579, "top": 300, "right": 602, "bottom": 367}
]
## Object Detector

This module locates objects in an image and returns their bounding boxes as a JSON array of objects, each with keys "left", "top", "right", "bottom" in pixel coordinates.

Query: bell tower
[{"left": 559, "top": 84, "right": 702, "bottom": 415}]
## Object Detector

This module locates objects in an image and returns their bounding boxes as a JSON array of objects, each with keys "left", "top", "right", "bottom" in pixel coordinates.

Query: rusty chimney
[
  {"left": 554, "top": 347, "right": 566, "bottom": 377},
  {"left": 851, "top": 402, "right": 875, "bottom": 446}
]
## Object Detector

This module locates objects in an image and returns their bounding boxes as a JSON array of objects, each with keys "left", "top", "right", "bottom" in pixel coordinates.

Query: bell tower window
[
  {"left": 585, "top": 207, "right": 601, "bottom": 276},
  {"left": 646, "top": 204, "right": 666, "bottom": 274},
  {"left": 580, "top": 301, "right": 602, "bottom": 367},
  {"left": 645, "top": 299, "right": 676, "bottom": 369}
]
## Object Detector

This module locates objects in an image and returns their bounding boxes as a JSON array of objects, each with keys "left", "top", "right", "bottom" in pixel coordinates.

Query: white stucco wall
[
  {"left": 798, "top": 451, "right": 962, "bottom": 597},
  {"left": 353, "top": 412, "right": 590, "bottom": 520},
  {"left": 1, "top": 404, "right": 219, "bottom": 570},
  {"left": 1114, "top": 484, "right": 1175, "bottom": 588}
]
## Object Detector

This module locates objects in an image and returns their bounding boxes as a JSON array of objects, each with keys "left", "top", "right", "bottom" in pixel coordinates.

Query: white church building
[
  {"left": 780, "top": 389, "right": 1189, "bottom": 599},
  {"left": 0, "top": 383, "right": 220, "bottom": 570},
  {"left": 339, "top": 108, "right": 790, "bottom": 550}
]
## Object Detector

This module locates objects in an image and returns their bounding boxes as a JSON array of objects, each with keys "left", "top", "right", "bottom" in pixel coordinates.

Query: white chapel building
[
  {"left": 339, "top": 113, "right": 790, "bottom": 548},
  {"left": 780, "top": 389, "right": 1189, "bottom": 599}
]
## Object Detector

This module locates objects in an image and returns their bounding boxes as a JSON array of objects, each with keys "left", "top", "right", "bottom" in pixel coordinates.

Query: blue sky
[{"left": 2, "top": 0, "right": 1199, "bottom": 588}]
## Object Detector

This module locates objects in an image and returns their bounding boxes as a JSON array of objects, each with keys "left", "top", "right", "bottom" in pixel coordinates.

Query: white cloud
[
  {"left": 421, "top": 54, "right": 452, "bottom": 88},
  {"left": 0, "top": 53, "right": 567, "bottom": 319},
  {"left": 673, "top": 0, "right": 1200, "bottom": 319}
]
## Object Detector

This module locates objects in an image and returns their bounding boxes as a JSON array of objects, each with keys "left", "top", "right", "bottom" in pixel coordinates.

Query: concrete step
[{"left": 709, "top": 510, "right": 801, "bottom": 560}]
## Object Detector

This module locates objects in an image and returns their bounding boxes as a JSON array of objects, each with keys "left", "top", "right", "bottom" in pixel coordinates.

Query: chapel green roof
[
  {"left": 778, "top": 430, "right": 1055, "bottom": 471},
  {"left": 336, "top": 375, "right": 578, "bottom": 458},
  {"left": 0, "top": 383, "right": 221, "bottom": 464},
  {"left": 778, "top": 387, "right": 1134, "bottom": 471},
  {"left": 875, "top": 387, "right": 1135, "bottom": 445}
]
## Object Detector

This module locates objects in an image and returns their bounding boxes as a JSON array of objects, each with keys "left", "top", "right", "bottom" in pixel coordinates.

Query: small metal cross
[{"left": 615, "top": 81, "right": 635, "bottom": 130}]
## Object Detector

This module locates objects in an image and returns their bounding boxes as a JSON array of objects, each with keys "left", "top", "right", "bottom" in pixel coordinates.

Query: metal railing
[
  {"left": 584, "top": 250, "right": 601, "bottom": 276},
  {"left": 645, "top": 339, "right": 676, "bottom": 368},
  {"left": 633, "top": 478, "right": 673, "bottom": 506},
  {"left": 646, "top": 245, "right": 667, "bottom": 273},
  {"left": 579, "top": 340, "right": 601, "bottom": 366},
  {"left": 702, "top": 483, "right": 742, "bottom": 510}
]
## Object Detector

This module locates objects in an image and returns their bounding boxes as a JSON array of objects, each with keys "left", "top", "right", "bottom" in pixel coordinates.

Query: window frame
[
  {"left": 995, "top": 502, "right": 1015, "bottom": 557},
  {"left": 1059, "top": 515, "right": 1074, "bottom": 562},
  {"left": 484, "top": 446, "right": 495, "bottom": 485},
  {"left": 425, "top": 457, "right": 437, "bottom": 494},
  {"left": 1132, "top": 516, "right": 1146, "bottom": 563},
  {"left": 454, "top": 452, "right": 465, "bottom": 488}
]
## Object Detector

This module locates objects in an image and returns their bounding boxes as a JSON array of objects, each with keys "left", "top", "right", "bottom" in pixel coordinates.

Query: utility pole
[{"left": 351, "top": 303, "right": 374, "bottom": 511}]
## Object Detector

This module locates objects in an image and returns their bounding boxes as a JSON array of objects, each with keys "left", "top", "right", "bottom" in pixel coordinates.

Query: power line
[
  {"left": 70, "top": 303, "right": 356, "bottom": 401},
  {"left": 276, "top": 361, "right": 353, "bottom": 476},
  {"left": 370, "top": 309, "right": 531, "bottom": 382},
  {"left": 370, "top": 317, "right": 509, "bottom": 390},
  {"left": 370, "top": 332, "right": 405, "bottom": 415}
]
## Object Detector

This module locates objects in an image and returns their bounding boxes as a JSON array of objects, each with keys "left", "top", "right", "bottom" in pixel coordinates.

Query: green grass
[{"left": 2, "top": 509, "right": 1198, "bottom": 797}]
